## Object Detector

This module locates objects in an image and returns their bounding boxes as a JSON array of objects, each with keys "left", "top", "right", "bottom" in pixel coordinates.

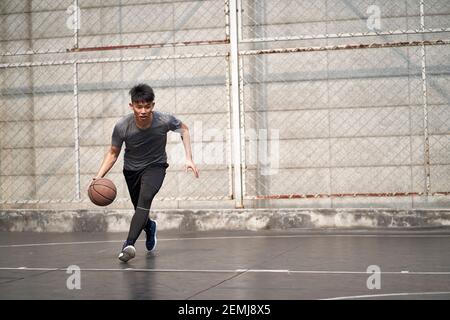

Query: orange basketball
[{"left": 88, "top": 178, "right": 117, "bottom": 206}]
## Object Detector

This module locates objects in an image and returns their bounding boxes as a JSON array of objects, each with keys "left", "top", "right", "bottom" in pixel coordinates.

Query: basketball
[{"left": 88, "top": 178, "right": 117, "bottom": 206}]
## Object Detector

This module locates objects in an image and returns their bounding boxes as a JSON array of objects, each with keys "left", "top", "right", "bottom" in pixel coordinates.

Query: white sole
[{"left": 118, "top": 245, "right": 136, "bottom": 262}]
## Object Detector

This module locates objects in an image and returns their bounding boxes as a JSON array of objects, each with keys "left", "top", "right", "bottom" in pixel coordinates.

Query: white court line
[
  {"left": 1, "top": 233, "right": 450, "bottom": 248},
  {"left": 0, "top": 267, "right": 449, "bottom": 275},
  {"left": 236, "top": 269, "right": 290, "bottom": 273},
  {"left": 2, "top": 267, "right": 59, "bottom": 271},
  {"left": 0, "top": 240, "right": 122, "bottom": 248},
  {"left": 322, "top": 291, "right": 450, "bottom": 300},
  {"left": 0, "top": 267, "right": 236, "bottom": 273}
]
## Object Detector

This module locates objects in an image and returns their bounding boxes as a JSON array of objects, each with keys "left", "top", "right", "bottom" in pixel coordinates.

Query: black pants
[{"left": 123, "top": 163, "right": 168, "bottom": 245}]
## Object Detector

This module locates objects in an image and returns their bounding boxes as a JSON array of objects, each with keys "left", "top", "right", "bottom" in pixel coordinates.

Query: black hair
[{"left": 129, "top": 83, "right": 155, "bottom": 103}]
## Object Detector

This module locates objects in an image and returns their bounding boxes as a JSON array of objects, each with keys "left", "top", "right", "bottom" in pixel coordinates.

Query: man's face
[{"left": 129, "top": 101, "right": 154, "bottom": 121}]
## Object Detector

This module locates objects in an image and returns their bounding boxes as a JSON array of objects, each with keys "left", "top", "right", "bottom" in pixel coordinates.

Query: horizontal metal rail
[{"left": 241, "top": 28, "right": 450, "bottom": 43}]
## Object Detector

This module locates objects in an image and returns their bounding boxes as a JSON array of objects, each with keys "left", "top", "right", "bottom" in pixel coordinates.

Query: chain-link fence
[
  {"left": 1, "top": 0, "right": 449, "bottom": 207},
  {"left": 0, "top": 0, "right": 231, "bottom": 205},
  {"left": 238, "top": 0, "right": 450, "bottom": 203},
  {"left": 0, "top": 0, "right": 227, "bottom": 55}
]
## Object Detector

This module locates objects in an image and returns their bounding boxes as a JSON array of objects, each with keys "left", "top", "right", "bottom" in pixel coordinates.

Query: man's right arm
[{"left": 93, "top": 145, "right": 121, "bottom": 180}]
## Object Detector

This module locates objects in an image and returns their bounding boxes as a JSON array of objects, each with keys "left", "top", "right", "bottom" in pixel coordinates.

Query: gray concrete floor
[{"left": 0, "top": 229, "right": 449, "bottom": 300}]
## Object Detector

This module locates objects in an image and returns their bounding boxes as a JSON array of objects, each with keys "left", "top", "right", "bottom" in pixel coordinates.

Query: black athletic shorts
[{"left": 123, "top": 163, "right": 169, "bottom": 210}]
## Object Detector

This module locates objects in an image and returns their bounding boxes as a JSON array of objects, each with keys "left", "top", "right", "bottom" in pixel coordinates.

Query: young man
[{"left": 92, "top": 83, "right": 199, "bottom": 262}]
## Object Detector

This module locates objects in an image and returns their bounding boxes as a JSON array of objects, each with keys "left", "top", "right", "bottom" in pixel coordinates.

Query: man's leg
[
  {"left": 123, "top": 169, "right": 142, "bottom": 211},
  {"left": 125, "top": 166, "right": 166, "bottom": 246},
  {"left": 119, "top": 169, "right": 144, "bottom": 262},
  {"left": 127, "top": 169, "right": 157, "bottom": 249},
  {"left": 143, "top": 164, "right": 168, "bottom": 234},
  {"left": 119, "top": 167, "right": 166, "bottom": 262}
]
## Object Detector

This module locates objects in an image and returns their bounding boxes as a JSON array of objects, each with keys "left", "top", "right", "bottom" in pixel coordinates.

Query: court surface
[{"left": 0, "top": 229, "right": 449, "bottom": 300}]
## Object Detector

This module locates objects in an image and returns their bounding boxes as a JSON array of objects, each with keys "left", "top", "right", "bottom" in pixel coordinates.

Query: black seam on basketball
[
  {"left": 92, "top": 182, "right": 116, "bottom": 193},
  {"left": 88, "top": 185, "right": 96, "bottom": 201},
  {"left": 91, "top": 186, "right": 114, "bottom": 202}
]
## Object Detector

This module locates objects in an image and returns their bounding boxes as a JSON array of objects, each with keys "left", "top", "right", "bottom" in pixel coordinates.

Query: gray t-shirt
[{"left": 111, "top": 111, "right": 182, "bottom": 171}]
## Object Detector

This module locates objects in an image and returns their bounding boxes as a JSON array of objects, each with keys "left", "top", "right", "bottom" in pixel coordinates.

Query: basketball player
[{"left": 92, "top": 83, "right": 199, "bottom": 262}]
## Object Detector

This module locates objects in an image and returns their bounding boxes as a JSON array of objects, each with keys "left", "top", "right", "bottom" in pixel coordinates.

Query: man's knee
[
  {"left": 138, "top": 190, "right": 158, "bottom": 210},
  {"left": 139, "top": 189, "right": 159, "bottom": 205},
  {"left": 135, "top": 206, "right": 150, "bottom": 214}
]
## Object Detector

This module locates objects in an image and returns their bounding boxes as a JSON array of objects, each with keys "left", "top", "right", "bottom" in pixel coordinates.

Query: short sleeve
[
  {"left": 111, "top": 123, "right": 124, "bottom": 148},
  {"left": 168, "top": 114, "right": 182, "bottom": 132}
]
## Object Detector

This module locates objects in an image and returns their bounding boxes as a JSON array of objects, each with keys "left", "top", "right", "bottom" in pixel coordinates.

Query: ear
[{"left": 128, "top": 103, "right": 133, "bottom": 109}]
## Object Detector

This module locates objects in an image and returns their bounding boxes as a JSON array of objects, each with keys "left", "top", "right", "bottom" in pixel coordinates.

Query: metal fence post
[
  {"left": 73, "top": 62, "right": 81, "bottom": 200},
  {"left": 229, "top": 0, "right": 244, "bottom": 208},
  {"left": 73, "top": 0, "right": 79, "bottom": 49},
  {"left": 420, "top": 0, "right": 431, "bottom": 196}
]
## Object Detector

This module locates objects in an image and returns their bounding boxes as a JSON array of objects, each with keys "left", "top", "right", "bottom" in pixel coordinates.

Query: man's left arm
[{"left": 178, "top": 122, "right": 199, "bottom": 178}]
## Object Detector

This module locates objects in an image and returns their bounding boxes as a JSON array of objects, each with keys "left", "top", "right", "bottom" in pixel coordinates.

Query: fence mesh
[
  {"left": 241, "top": 0, "right": 422, "bottom": 41},
  {"left": 241, "top": 47, "right": 431, "bottom": 197},
  {"left": 0, "top": 64, "right": 75, "bottom": 201},
  {"left": 77, "top": 57, "right": 231, "bottom": 202},
  {"left": 1, "top": 0, "right": 449, "bottom": 206},
  {"left": 0, "top": 0, "right": 231, "bottom": 204},
  {"left": 427, "top": 43, "right": 450, "bottom": 193},
  {"left": 0, "top": 0, "right": 227, "bottom": 55},
  {"left": 240, "top": 0, "right": 450, "bottom": 199}
]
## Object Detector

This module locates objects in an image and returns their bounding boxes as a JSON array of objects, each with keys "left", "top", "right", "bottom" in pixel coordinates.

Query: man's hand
[{"left": 185, "top": 159, "right": 199, "bottom": 178}]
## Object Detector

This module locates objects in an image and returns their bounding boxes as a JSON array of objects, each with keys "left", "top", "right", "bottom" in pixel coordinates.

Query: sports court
[
  {"left": 1, "top": 229, "right": 449, "bottom": 300},
  {"left": 1, "top": 0, "right": 450, "bottom": 302}
]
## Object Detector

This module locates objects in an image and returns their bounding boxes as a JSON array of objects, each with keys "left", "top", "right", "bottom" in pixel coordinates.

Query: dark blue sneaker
[
  {"left": 144, "top": 220, "right": 157, "bottom": 251},
  {"left": 118, "top": 240, "right": 136, "bottom": 262}
]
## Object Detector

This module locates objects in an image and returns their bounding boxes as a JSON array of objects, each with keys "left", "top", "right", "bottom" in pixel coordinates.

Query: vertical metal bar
[
  {"left": 239, "top": 55, "right": 247, "bottom": 199},
  {"left": 225, "top": 0, "right": 230, "bottom": 41},
  {"left": 236, "top": 1, "right": 245, "bottom": 192},
  {"left": 225, "top": 56, "right": 234, "bottom": 199},
  {"left": 237, "top": 0, "right": 243, "bottom": 41},
  {"left": 73, "top": 0, "right": 79, "bottom": 48},
  {"left": 229, "top": 0, "right": 244, "bottom": 208},
  {"left": 224, "top": 0, "right": 232, "bottom": 199},
  {"left": 225, "top": 0, "right": 234, "bottom": 199},
  {"left": 73, "top": 62, "right": 81, "bottom": 200},
  {"left": 420, "top": 0, "right": 431, "bottom": 195},
  {"left": 26, "top": 1, "right": 37, "bottom": 202}
]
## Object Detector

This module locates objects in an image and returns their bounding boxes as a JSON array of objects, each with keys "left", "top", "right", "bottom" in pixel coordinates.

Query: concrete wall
[
  {"left": 1, "top": 208, "right": 450, "bottom": 232},
  {"left": 1, "top": 0, "right": 449, "bottom": 210}
]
